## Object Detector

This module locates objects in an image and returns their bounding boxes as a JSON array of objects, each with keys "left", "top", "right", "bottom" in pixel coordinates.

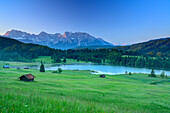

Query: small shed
[
  {"left": 24, "top": 67, "right": 29, "bottom": 69},
  {"left": 19, "top": 74, "right": 36, "bottom": 81},
  {"left": 99, "top": 74, "right": 106, "bottom": 78},
  {"left": 3, "top": 65, "right": 10, "bottom": 68}
]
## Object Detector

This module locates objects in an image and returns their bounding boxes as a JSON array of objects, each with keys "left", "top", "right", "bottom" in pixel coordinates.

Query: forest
[
  {"left": 52, "top": 49, "right": 170, "bottom": 69},
  {"left": 0, "top": 36, "right": 170, "bottom": 69}
]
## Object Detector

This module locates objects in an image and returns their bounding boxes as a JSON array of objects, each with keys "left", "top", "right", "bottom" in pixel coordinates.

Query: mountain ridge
[
  {"left": 4, "top": 29, "right": 113, "bottom": 49},
  {"left": 0, "top": 36, "right": 55, "bottom": 61},
  {"left": 116, "top": 37, "right": 170, "bottom": 57}
]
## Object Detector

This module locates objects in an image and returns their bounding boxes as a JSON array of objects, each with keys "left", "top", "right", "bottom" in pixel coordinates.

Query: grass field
[
  {"left": 0, "top": 56, "right": 91, "bottom": 70},
  {"left": 32, "top": 56, "right": 91, "bottom": 64},
  {"left": 0, "top": 61, "right": 40, "bottom": 67},
  {"left": 0, "top": 67, "right": 170, "bottom": 113}
]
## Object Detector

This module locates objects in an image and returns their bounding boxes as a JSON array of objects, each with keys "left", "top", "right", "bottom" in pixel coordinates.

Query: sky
[{"left": 1, "top": 0, "right": 170, "bottom": 44}]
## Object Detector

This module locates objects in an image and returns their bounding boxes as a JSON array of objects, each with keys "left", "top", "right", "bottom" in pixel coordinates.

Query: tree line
[{"left": 51, "top": 48, "right": 170, "bottom": 69}]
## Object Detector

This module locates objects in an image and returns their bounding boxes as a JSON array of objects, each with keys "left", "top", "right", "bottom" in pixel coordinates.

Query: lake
[{"left": 45, "top": 64, "right": 170, "bottom": 76}]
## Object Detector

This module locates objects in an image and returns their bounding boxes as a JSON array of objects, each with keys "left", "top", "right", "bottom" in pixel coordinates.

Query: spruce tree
[
  {"left": 150, "top": 69, "right": 156, "bottom": 77},
  {"left": 63, "top": 58, "right": 66, "bottom": 63},
  {"left": 160, "top": 71, "right": 165, "bottom": 78},
  {"left": 40, "top": 63, "right": 45, "bottom": 72}
]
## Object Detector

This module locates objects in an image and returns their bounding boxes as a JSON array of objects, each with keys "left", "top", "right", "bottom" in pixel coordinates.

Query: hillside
[
  {"left": 0, "top": 68, "right": 170, "bottom": 113},
  {"left": 73, "top": 45, "right": 114, "bottom": 49},
  {"left": 4, "top": 30, "right": 113, "bottom": 49},
  {"left": 116, "top": 38, "right": 170, "bottom": 57},
  {"left": 0, "top": 36, "right": 55, "bottom": 61}
]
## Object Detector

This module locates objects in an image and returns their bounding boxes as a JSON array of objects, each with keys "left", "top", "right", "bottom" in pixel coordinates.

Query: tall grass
[{"left": 0, "top": 68, "right": 170, "bottom": 113}]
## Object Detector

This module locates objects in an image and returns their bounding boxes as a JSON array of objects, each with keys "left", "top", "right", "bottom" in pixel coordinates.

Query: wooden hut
[
  {"left": 19, "top": 74, "right": 36, "bottom": 81},
  {"left": 24, "top": 67, "right": 29, "bottom": 69},
  {"left": 99, "top": 74, "right": 106, "bottom": 78}
]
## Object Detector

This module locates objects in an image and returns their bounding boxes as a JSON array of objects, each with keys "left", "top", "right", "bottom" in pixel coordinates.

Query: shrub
[
  {"left": 165, "top": 75, "right": 168, "bottom": 78},
  {"left": 55, "top": 58, "right": 61, "bottom": 63},
  {"left": 63, "top": 58, "right": 66, "bottom": 63},
  {"left": 58, "top": 68, "right": 62, "bottom": 74},
  {"left": 52, "top": 71, "right": 58, "bottom": 73}
]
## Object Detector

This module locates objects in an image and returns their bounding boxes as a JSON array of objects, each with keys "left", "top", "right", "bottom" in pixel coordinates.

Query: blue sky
[{"left": 0, "top": 0, "right": 170, "bottom": 44}]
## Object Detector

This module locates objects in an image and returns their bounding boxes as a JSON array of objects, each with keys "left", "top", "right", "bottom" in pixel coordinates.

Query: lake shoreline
[{"left": 45, "top": 64, "right": 170, "bottom": 76}]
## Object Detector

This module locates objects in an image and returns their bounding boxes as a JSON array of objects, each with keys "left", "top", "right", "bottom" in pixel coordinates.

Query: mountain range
[
  {"left": 4, "top": 30, "right": 113, "bottom": 49},
  {"left": 3, "top": 29, "right": 170, "bottom": 57}
]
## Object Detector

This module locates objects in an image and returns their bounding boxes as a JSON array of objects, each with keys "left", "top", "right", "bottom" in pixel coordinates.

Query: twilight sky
[{"left": 1, "top": 0, "right": 170, "bottom": 44}]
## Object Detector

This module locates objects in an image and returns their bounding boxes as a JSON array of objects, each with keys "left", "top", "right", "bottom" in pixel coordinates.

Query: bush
[
  {"left": 129, "top": 72, "right": 132, "bottom": 75},
  {"left": 165, "top": 75, "right": 168, "bottom": 78},
  {"left": 63, "top": 58, "right": 66, "bottom": 63},
  {"left": 55, "top": 58, "right": 61, "bottom": 63},
  {"left": 58, "top": 68, "right": 62, "bottom": 74},
  {"left": 52, "top": 71, "right": 58, "bottom": 73}
]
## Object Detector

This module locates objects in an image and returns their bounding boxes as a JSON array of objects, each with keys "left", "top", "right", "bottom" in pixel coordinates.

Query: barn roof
[{"left": 19, "top": 74, "right": 36, "bottom": 79}]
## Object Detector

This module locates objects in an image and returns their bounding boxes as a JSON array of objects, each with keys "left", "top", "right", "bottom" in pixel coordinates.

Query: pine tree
[
  {"left": 40, "top": 63, "right": 45, "bottom": 72},
  {"left": 150, "top": 69, "right": 156, "bottom": 77},
  {"left": 63, "top": 58, "right": 66, "bottom": 63},
  {"left": 160, "top": 71, "right": 165, "bottom": 78}
]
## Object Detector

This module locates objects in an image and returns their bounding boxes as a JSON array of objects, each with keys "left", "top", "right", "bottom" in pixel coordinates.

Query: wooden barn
[
  {"left": 19, "top": 74, "right": 36, "bottom": 81},
  {"left": 24, "top": 67, "right": 29, "bottom": 69},
  {"left": 99, "top": 74, "right": 106, "bottom": 78}
]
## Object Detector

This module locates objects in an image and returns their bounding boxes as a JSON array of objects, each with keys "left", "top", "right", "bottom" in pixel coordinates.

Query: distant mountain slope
[
  {"left": 116, "top": 38, "right": 170, "bottom": 56},
  {"left": 4, "top": 30, "right": 113, "bottom": 49},
  {"left": 0, "top": 36, "right": 55, "bottom": 61},
  {"left": 73, "top": 45, "right": 114, "bottom": 49}
]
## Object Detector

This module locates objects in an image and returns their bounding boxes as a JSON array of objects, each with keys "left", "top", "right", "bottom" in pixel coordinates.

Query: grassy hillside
[
  {"left": 0, "top": 36, "right": 56, "bottom": 61},
  {"left": 0, "top": 68, "right": 169, "bottom": 113},
  {"left": 116, "top": 38, "right": 170, "bottom": 57}
]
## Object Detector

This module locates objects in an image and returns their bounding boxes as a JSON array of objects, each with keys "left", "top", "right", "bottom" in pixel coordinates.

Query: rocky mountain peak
[
  {"left": 62, "top": 32, "right": 67, "bottom": 38},
  {"left": 4, "top": 31, "right": 10, "bottom": 36},
  {"left": 39, "top": 31, "right": 48, "bottom": 35},
  {"left": 4, "top": 29, "right": 113, "bottom": 49}
]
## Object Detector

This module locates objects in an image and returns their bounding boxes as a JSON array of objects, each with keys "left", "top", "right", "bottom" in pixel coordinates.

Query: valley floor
[{"left": 0, "top": 67, "right": 170, "bottom": 113}]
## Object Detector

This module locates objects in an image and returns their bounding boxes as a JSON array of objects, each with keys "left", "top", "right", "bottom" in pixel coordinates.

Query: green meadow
[
  {"left": 32, "top": 56, "right": 91, "bottom": 64},
  {"left": 0, "top": 56, "right": 91, "bottom": 68},
  {"left": 0, "top": 65, "right": 170, "bottom": 113}
]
